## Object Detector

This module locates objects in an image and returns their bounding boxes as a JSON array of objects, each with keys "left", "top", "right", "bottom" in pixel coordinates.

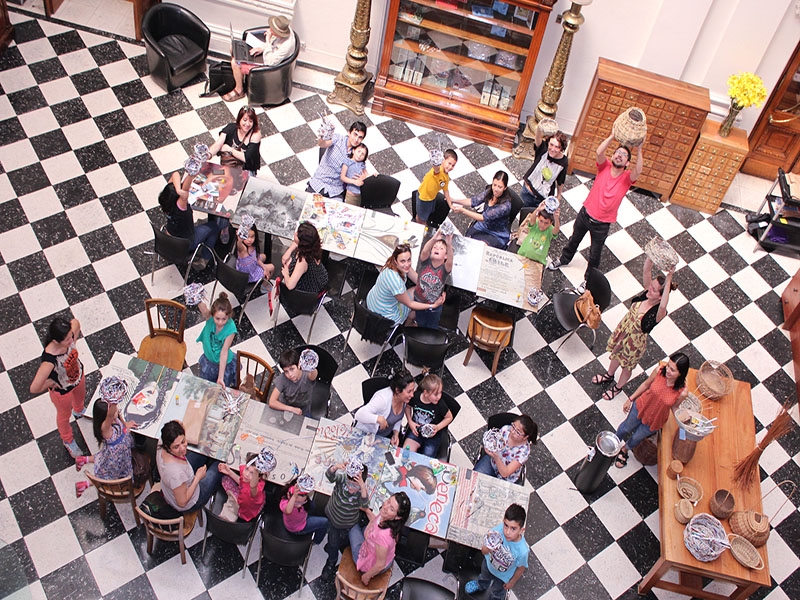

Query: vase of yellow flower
[{"left": 720, "top": 72, "right": 767, "bottom": 137}]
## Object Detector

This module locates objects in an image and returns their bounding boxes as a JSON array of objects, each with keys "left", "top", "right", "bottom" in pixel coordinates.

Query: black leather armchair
[
  {"left": 244, "top": 29, "right": 300, "bottom": 106},
  {"left": 142, "top": 3, "right": 210, "bottom": 92}
]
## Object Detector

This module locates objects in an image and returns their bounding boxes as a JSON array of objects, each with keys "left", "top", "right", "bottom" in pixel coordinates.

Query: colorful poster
[
  {"left": 476, "top": 247, "right": 544, "bottom": 310},
  {"left": 118, "top": 357, "right": 182, "bottom": 439},
  {"left": 447, "top": 468, "right": 530, "bottom": 549},
  {"left": 305, "top": 419, "right": 391, "bottom": 497},
  {"left": 234, "top": 177, "right": 307, "bottom": 239},
  {"left": 370, "top": 447, "right": 459, "bottom": 537},
  {"left": 299, "top": 196, "right": 364, "bottom": 256},
  {"left": 188, "top": 162, "right": 249, "bottom": 219},
  {"left": 354, "top": 210, "right": 424, "bottom": 267}
]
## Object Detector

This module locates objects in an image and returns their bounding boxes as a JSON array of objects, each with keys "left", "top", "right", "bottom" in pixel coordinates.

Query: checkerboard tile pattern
[{"left": 0, "top": 8, "right": 798, "bottom": 600}]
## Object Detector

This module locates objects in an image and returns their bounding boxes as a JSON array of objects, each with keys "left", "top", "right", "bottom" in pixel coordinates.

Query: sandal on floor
[
  {"left": 222, "top": 89, "right": 245, "bottom": 102},
  {"left": 614, "top": 450, "right": 629, "bottom": 469},
  {"left": 602, "top": 385, "right": 623, "bottom": 401},
  {"left": 592, "top": 372, "right": 614, "bottom": 385}
]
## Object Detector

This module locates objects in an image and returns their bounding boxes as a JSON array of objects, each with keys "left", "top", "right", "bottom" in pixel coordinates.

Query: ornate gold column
[
  {"left": 513, "top": 0, "right": 592, "bottom": 160},
  {"left": 328, "top": 0, "right": 373, "bottom": 115}
]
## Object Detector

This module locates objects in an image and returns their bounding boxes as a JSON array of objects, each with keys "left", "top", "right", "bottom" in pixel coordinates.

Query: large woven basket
[
  {"left": 644, "top": 237, "right": 679, "bottom": 272},
  {"left": 612, "top": 107, "right": 647, "bottom": 146},
  {"left": 729, "top": 510, "right": 770, "bottom": 547},
  {"left": 695, "top": 360, "right": 733, "bottom": 400},
  {"left": 728, "top": 534, "right": 764, "bottom": 570},
  {"left": 684, "top": 513, "right": 729, "bottom": 562}
]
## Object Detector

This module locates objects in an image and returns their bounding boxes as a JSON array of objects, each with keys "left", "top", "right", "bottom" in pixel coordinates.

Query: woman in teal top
[{"left": 197, "top": 292, "right": 237, "bottom": 387}]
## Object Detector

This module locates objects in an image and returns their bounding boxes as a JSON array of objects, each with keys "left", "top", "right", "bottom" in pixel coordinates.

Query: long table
[{"left": 639, "top": 370, "right": 771, "bottom": 599}]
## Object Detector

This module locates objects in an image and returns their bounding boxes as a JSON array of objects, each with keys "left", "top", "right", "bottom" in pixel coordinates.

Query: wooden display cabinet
[
  {"left": 568, "top": 58, "right": 710, "bottom": 198},
  {"left": 372, "top": 0, "right": 556, "bottom": 151},
  {"left": 671, "top": 118, "right": 748, "bottom": 213},
  {"left": 0, "top": 0, "right": 13, "bottom": 55}
]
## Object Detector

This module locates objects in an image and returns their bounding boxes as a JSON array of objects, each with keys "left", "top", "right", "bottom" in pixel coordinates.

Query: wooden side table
[{"left": 671, "top": 118, "right": 749, "bottom": 213}]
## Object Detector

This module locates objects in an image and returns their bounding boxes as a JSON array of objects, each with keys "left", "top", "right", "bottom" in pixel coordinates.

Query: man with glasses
[
  {"left": 548, "top": 130, "right": 644, "bottom": 277},
  {"left": 307, "top": 121, "right": 367, "bottom": 199}
]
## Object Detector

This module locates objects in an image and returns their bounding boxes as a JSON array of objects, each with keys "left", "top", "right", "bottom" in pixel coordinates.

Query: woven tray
[
  {"left": 537, "top": 117, "right": 559, "bottom": 138},
  {"left": 728, "top": 534, "right": 764, "bottom": 570},
  {"left": 684, "top": 513, "right": 729, "bottom": 562}
]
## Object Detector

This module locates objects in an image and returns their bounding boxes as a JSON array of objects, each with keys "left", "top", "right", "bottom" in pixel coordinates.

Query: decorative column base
[
  {"left": 328, "top": 72, "right": 374, "bottom": 116},
  {"left": 512, "top": 116, "right": 539, "bottom": 160}
]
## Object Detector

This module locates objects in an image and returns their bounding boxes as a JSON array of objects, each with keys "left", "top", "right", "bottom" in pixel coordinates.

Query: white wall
[{"left": 182, "top": 0, "right": 800, "bottom": 137}]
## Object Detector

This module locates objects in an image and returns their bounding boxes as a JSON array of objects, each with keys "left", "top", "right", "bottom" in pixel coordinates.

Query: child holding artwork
[
  {"left": 217, "top": 448, "right": 276, "bottom": 522},
  {"left": 416, "top": 148, "right": 457, "bottom": 224},
  {"left": 197, "top": 292, "right": 237, "bottom": 388},
  {"left": 322, "top": 458, "right": 370, "bottom": 577},
  {"left": 465, "top": 503, "right": 529, "bottom": 600},
  {"left": 268, "top": 348, "right": 319, "bottom": 417},
  {"left": 235, "top": 215, "right": 274, "bottom": 293},
  {"left": 340, "top": 143, "right": 369, "bottom": 206},
  {"left": 513, "top": 198, "right": 560, "bottom": 290},
  {"left": 403, "top": 374, "right": 453, "bottom": 457},
  {"left": 280, "top": 473, "right": 329, "bottom": 544},
  {"left": 412, "top": 230, "right": 453, "bottom": 329}
]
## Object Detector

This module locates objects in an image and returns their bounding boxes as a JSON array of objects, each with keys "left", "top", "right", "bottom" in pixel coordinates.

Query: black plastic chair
[
  {"left": 401, "top": 576, "right": 455, "bottom": 600},
  {"left": 149, "top": 222, "right": 205, "bottom": 287},
  {"left": 256, "top": 511, "right": 313, "bottom": 587},
  {"left": 244, "top": 30, "right": 301, "bottom": 106},
  {"left": 455, "top": 546, "right": 505, "bottom": 600},
  {"left": 355, "top": 267, "right": 379, "bottom": 303},
  {"left": 395, "top": 527, "right": 431, "bottom": 568},
  {"left": 361, "top": 376, "right": 390, "bottom": 406},
  {"left": 437, "top": 290, "right": 461, "bottom": 335},
  {"left": 210, "top": 251, "right": 260, "bottom": 328},
  {"left": 344, "top": 299, "right": 403, "bottom": 377},
  {"left": 507, "top": 188, "right": 524, "bottom": 227},
  {"left": 361, "top": 174, "right": 401, "bottom": 212},
  {"left": 436, "top": 392, "right": 461, "bottom": 462},
  {"left": 142, "top": 3, "right": 210, "bottom": 92},
  {"left": 272, "top": 281, "right": 327, "bottom": 342},
  {"left": 201, "top": 490, "right": 260, "bottom": 578},
  {"left": 552, "top": 267, "right": 611, "bottom": 352},
  {"left": 402, "top": 327, "right": 450, "bottom": 376},
  {"left": 411, "top": 190, "right": 451, "bottom": 229},
  {"left": 477, "top": 412, "right": 529, "bottom": 486},
  {"left": 296, "top": 344, "right": 338, "bottom": 419},
  {"left": 321, "top": 250, "right": 348, "bottom": 299}
]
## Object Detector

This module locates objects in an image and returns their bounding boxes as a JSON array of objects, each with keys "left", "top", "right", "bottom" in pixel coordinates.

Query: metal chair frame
[
  {"left": 210, "top": 251, "right": 260, "bottom": 328},
  {"left": 148, "top": 222, "right": 207, "bottom": 287},
  {"left": 344, "top": 299, "right": 402, "bottom": 377}
]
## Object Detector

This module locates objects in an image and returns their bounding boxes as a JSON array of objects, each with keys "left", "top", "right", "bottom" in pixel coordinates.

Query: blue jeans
[
  {"left": 615, "top": 401, "right": 655, "bottom": 450},
  {"left": 415, "top": 192, "right": 442, "bottom": 223},
  {"left": 472, "top": 557, "right": 508, "bottom": 600},
  {"left": 405, "top": 429, "right": 442, "bottom": 457},
  {"left": 473, "top": 454, "right": 522, "bottom": 484},
  {"left": 192, "top": 216, "right": 226, "bottom": 260},
  {"left": 520, "top": 185, "right": 544, "bottom": 208},
  {"left": 198, "top": 354, "right": 237, "bottom": 388},
  {"left": 295, "top": 515, "right": 329, "bottom": 544},
  {"left": 558, "top": 206, "right": 610, "bottom": 275},
  {"left": 325, "top": 524, "right": 352, "bottom": 566},
  {"left": 186, "top": 451, "right": 222, "bottom": 512},
  {"left": 348, "top": 523, "right": 366, "bottom": 563},
  {"left": 414, "top": 306, "right": 443, "bottom": 329}
]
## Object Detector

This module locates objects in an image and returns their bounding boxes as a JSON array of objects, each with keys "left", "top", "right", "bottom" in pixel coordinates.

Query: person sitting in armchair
[{"left": 224, "top": 15, "right": 296, "bottom": 102}]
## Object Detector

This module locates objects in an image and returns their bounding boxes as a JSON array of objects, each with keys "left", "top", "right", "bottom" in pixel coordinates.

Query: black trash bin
[{"left": 574, "top": 431, "right": 622, "bottom": 494}]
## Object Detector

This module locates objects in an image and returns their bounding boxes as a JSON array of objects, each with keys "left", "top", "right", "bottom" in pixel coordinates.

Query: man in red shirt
[{"left": 548, "top": 132, "right": 644, "bottom": 277}]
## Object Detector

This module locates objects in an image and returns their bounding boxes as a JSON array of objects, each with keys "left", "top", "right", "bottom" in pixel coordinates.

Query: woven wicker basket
[
  {"left": 677, "top": 475, "right": 704, "bottom": 504},
  {"left": 729, "top": 510, "right": 770, "bottom": 547},
  {"left": 695, "top": 360, "right": 733, "bottom": 400},
  {"left": 537, "top": 117, "right": 559, "bottom": 138},
  {"left": 684, "top": 513, "right": 729, "bottom": 562},
  {"left": 728, "top": 534, "right": 764, "bottom": 570},
  {"left": 612, "top": 107, "right": 647, "bottom": 146},
  {"left": 644, "top": 237, "right": 679, "bottom": 272},
  {"left": 710, "top": 489, "right": 735, "bottom": 520},
  {"left": 674, "top": 499, "right": 693, "bottom": 524}
]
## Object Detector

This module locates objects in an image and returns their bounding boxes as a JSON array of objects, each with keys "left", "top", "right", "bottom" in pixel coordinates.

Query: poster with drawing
[
  {"left": 119, "top": 357, "right": 182, "bottom": 438},
  {"left": 369, "top": 447, "right": 459, "bottom": 537},
  {"left": 448, "top": 232, "right": 483, "bottom": 292},
  {"left": 85, "top": 352, "right": 140, "bottom": 416},
  {"left": 476, "top": 247, "right": 540, "bottom": 310},
  {"left": 188, "top": 162, "right": 249, "bottom": 219},
  {"left": 299, "top": 196, "right": 364, "bottom": 257},
  {"left": 234, "top": 177, "right": 307, "bottom": 239},
  {"left": 354, "top": 209, "right": 425, "bottom": 267},
  {"left": 305, "top": 418, "right": 391, "bottom": 496}
]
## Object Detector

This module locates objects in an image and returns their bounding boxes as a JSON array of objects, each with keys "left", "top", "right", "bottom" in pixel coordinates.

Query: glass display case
[{"left": 373, "top": 0, "right": 556, "bottom": 150}]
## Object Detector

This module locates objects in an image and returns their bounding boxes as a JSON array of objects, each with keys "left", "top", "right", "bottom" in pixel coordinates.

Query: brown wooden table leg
[{"left": 638, "top": 557, "right": 670, "bottom": 594}]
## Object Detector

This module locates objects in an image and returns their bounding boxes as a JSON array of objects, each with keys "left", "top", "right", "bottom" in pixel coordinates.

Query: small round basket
[
  {"left": 612, "top": 107, "right": 647, "bottom": 146},
  {"left": 677, "top": 475, "right": 704, "bottom": 505},
  {"left": 710, "top": 489, "right": 735, "bottom": 520},
  {"left": 728, "top": 534, "right": 764, "bottom": 570},
  {"left": 644, "top": 237, "right": 679, "bottom": 272},
  {"left": 537, "top": 117, "right": 559, "bottom": 138},
  {"left": 695, "top": 360, "right": 733, "bottom": 400},
  {"left": 674, "top": 499, "right": 693, "bottom": 524},
  {"left": 684, "top": 513, "right": 729, "bottom": 562},
  {"left": 679, "top": 392, "right": 702, "bottom": 414}
]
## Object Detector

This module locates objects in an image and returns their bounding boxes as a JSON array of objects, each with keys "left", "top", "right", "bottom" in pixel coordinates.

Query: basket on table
[
  {"left": 677, "top": 475, "right": 704, "bottom": 505},
  {"left": 674, "top": 498, "right": 693, "bottom": 524},
  {"left": 684, "top": 513, "right": 729, "bottom": 562},
  {"left": 673, "top": 393, "right": 715, "bottom": 442},
  {"left": 710, "top": 489, "right": 735, "bottom": 520},
  {"left": 728, "top": 534, "right": 764, "bottom": 570},
  {"left": 695, "top": 360, "right": 733, "bottom": 401},
  {"left": 612, "top": 107, "right": 647, "bottom": 146},
  {"left": 729, "top": 510, "right": 770, "bottom": 547}
]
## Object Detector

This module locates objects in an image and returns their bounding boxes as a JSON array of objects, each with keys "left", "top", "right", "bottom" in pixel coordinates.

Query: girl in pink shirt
[
  {"left": 280, "top": 474, "right": 329, "bottom": 544},
  {"left": 348, "top": 492, "right": 411, "bottom": 585},
  {"left": 218, "top": 452, "right": 271, "bottom": 522}
]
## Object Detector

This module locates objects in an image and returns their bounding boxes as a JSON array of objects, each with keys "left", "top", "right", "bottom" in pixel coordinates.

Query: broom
[{"left": 734, "top": 400, "right": 796, "bottom": 489}]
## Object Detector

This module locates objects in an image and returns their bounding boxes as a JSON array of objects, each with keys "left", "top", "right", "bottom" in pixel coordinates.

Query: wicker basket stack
[{"left": 612, "top": 107, "right": 647, "bottom": 146}]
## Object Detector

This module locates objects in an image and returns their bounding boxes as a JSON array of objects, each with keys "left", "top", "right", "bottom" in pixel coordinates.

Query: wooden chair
[
  {"left": 138, "top": 298, "right": 187, "bottom": 371},
  {"left": 235, "top": 351, "right": 274, "bottom": 403},
  {"left": 335, "top": 547, "right": 392, "bottom": 600},
  {"left": 135, "top": 486, "right": 200, "bottom": 565},
  {"left": 85, "top": 472, "right": 143, "bottom": 526},
  {"left": 463, "top": 306, "right": 514, "bottom": 376}
]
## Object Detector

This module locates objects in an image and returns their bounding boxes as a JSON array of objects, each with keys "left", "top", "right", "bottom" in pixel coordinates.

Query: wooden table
[{"left": 639, "top": 370, "right": 771, "bottom": 599}]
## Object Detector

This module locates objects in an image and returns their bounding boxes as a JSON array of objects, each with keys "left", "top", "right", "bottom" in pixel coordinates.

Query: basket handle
[{"left": 762, "top": 479, "right": 797, "bottom": 520}]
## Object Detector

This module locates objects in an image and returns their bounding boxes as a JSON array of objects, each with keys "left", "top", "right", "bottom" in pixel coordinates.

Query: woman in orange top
[{"left": 614, "top": 352, "right": 689, "bottom": 468}]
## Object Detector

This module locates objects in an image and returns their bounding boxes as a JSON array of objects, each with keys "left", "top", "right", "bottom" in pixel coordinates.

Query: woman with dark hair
[
  {"left": 30, "top": 317, "right": 86, "bottom": 458},
  {"left": 208, "top": 106, "right": 262, "bottom": 174},
  {"left": 366, "top": 243, "right": 446, "bottom": 325},
  {"left": 156, "top": 420, "right": 222, "bottom": 512},
  {"left": 474, "top": 415, "right": 537, "bottom": 484},
  {"left": 594, "top": 256, "right": 678, "bottom": 400},
  {"left": 280, "top": 222, "right": 329, "bottom": 294},
  {"left": 614, "top": 353, "right": 689, "bottom": 468},
  {"left": 451, "top": 170, "right": 513, "bottom": 249},
  {"left": 348, "top": 492, "right": 410, "bottom": 585},
  {"left": 354, "top": 370, "right": 416, "bottom": 447}
]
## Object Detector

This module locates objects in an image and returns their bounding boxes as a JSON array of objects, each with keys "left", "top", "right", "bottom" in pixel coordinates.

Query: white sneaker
[{"left": 547, "top": 258, "right": 562, "bottom": 271}]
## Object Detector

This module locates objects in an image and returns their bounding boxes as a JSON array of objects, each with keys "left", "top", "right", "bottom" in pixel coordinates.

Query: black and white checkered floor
[{"left": 0, "top": 8, "right": 798, "bottom": 600}]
